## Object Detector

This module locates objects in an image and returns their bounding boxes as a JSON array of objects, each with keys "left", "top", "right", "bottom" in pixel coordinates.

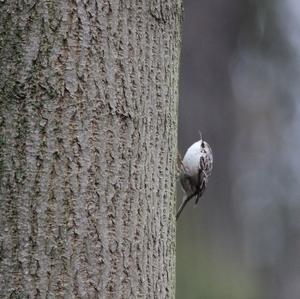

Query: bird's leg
[
  {"left": 176, "top": 152, "right": 183, "bottom": 178},
  {"left": 176, "top": 152, "right": 188, "bottom": 178}
]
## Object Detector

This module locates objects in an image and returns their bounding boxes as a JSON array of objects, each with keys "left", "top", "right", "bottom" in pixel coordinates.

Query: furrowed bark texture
[{"left": 0, "top": 1, "right": 182, "bottom": 298}]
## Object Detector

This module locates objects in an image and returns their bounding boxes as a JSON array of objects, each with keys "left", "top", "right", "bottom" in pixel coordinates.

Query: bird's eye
[{"left": 201, "top": 142, "right": 205, "bottom": 148}]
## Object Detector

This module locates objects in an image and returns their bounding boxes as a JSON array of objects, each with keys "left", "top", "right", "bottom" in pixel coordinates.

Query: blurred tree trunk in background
[{"left": 0, "top": 1, "right": 182, "bottom": 298}]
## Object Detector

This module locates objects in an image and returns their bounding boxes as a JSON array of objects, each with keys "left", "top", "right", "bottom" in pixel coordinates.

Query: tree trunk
[{"left": 0, "top": 1, "right": 182, "bottom": 298}]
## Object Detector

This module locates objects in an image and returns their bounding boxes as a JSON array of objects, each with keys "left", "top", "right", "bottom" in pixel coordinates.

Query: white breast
[
  {"left": 182, "top": 141, "right": 202, "bottom": 179},
  {"left": 182, "top": 139, "right": 213, "bottom": 178}
]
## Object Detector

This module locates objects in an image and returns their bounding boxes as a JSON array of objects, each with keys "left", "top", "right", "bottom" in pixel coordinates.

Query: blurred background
[{"left": 176, "top": 0, "right": 300, "bottom": 298}]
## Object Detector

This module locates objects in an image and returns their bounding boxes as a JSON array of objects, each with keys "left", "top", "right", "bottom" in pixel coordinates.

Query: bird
[{"left": 176, "top": 133, "right": 213, "bottom": 220}]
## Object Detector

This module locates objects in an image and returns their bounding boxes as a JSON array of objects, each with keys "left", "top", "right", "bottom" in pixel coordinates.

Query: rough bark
[{"left": 0, "top": 0, "right": 182, "bottom": 298}]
